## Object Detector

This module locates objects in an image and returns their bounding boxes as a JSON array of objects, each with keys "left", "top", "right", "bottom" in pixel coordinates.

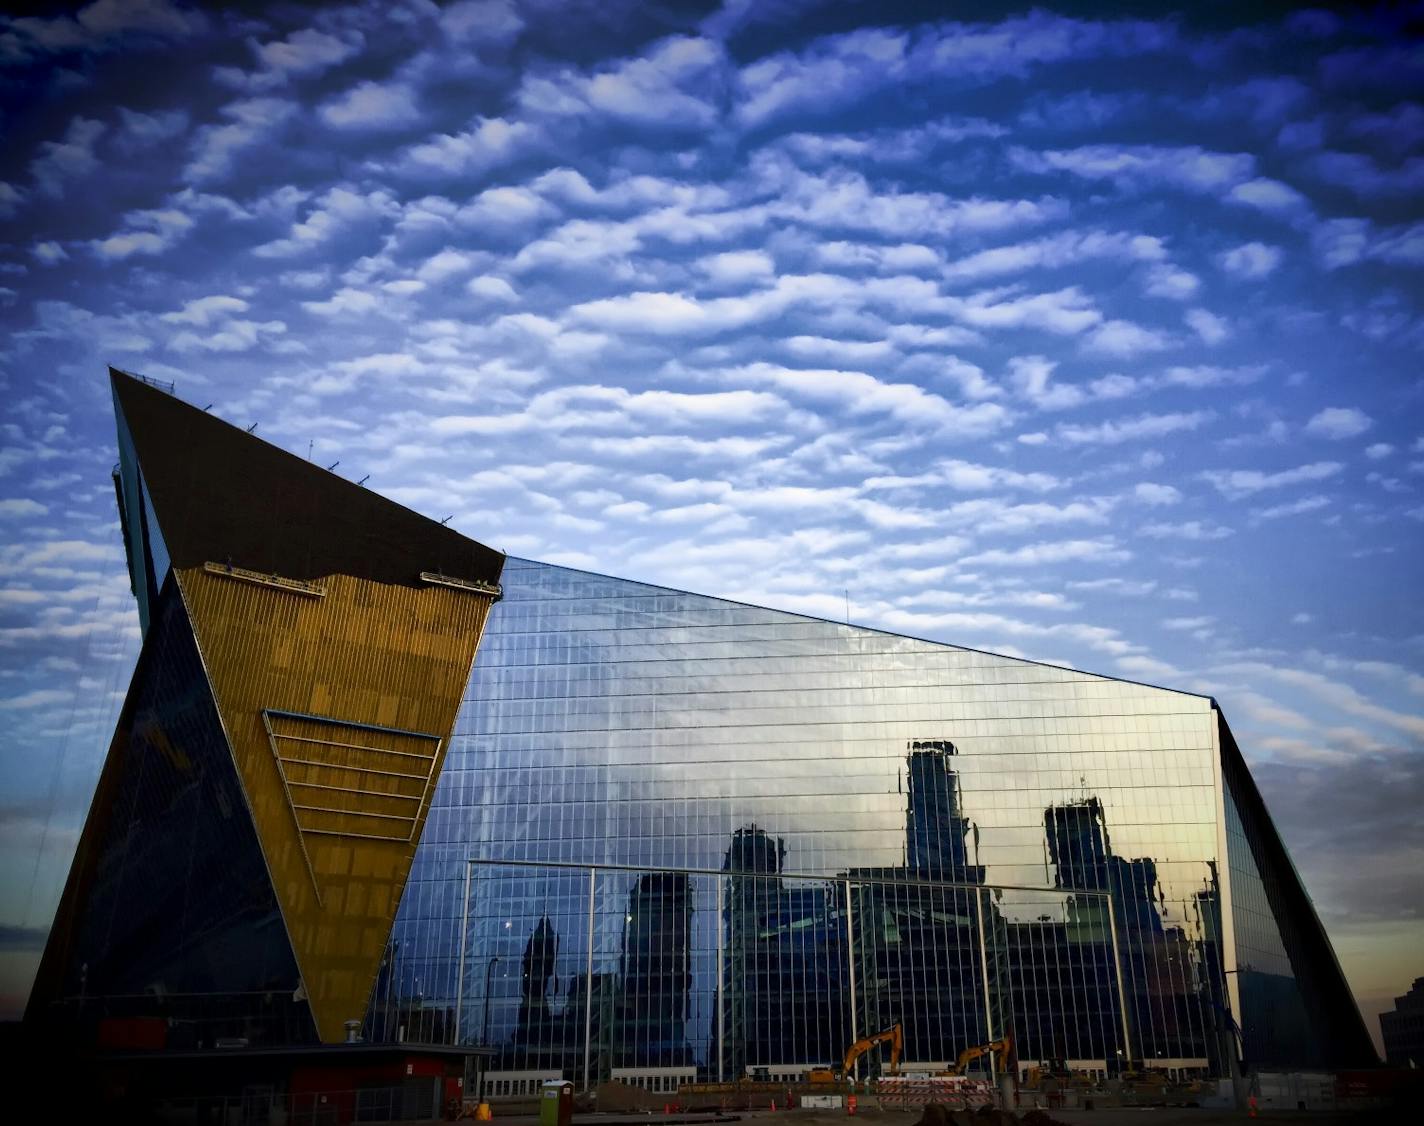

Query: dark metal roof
[{"left": 111, "top": 367, "right": 504, "bottom": 589}]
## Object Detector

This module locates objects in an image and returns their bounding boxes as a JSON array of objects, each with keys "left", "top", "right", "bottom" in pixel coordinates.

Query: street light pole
[{"left": 482, "top": 956, "right": 500, "bottom": 1045}]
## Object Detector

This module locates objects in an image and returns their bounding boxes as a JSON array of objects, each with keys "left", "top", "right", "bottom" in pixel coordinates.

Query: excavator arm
[
  {"left": 841, "top": 1023, "right": 904, "bottom": 1076},
  {"left": 950, "top": 1035, "right": 1012, "bottom": 1075}
]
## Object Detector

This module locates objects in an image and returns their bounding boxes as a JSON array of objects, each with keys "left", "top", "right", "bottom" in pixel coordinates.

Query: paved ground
[{"left": 456, "top": 1104, "right": 1395, "bottom": 1126}]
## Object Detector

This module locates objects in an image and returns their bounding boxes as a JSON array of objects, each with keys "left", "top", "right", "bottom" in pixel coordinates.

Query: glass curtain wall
[{"left": 385, "top": 559, "right": 1233, "bottom": 1079}]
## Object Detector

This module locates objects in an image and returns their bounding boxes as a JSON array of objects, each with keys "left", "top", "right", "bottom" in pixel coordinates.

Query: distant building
[
  {"left": 27, "top": 369, "right": 1378, "bottom": 1096},
  {"left": 1381, "top": 978, "right": 1424, "bottom": 1066}
]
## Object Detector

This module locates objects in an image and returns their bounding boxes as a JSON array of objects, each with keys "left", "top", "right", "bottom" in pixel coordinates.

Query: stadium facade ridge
[{"left": 26, "top": 369, "right": 1376, "bottom": 1088}]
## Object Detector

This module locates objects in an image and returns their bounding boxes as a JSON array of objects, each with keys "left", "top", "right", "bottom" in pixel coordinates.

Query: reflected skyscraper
[
  {"left": 906, "top": 741, "right": 985, "bottom": 884},
  {"left": 615, "top": 874, "right": 693, "bottom": 1068}
]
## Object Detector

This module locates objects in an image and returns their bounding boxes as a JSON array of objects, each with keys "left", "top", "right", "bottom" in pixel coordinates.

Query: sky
[{"left": 0, "top": 0, "right": 1421, "bottom": 1048}]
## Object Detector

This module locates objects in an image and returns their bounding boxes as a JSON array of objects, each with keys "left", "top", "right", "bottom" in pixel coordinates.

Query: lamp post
[
  {"left": 482, "top": 956, "right": 500, "bottom": 1045},
  {"left": 478, "top": 956, "right": 501, "bottom": 1105}
]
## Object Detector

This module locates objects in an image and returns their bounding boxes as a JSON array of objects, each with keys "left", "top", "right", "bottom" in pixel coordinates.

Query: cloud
[
  {"left": 735, "top": 11, "right": 1173, "bottom": 128},
  {"left": 519, "top": 35, "right": 724, "bottom": 129},
  {"left": 1184, "top": 308, "right": 1230, "bottom": 345},
  {"left": 1253, "top": 494, "right": 1330, "bottom": 520},
  {"left": 1017, "top": 143, "right": 1254, "bottom": 193},
  {"left": 0, "top": 182, "right": 21, "bottom": 217},
  {"left": 390, "top": 116, "right": 540, "bottom": 178},
  {"left": 0, "top": 499, "right": 46, "bottom": 517},
  {"left": 1082, "top": 318, "right": 1173, "bottom": 357},
  {"left": 1133, "top": 483, "right": 1181, "bottom": 505},
  {"left": 4, "top": 0, "right": 205, "bottom": 60},
  {"left": 116, "top": 107, "right": 188, "bottom": 149},
  {"left": 32, "top": 241, "right": 67, "bottom": 265},
  {"left": 185, "top": 98, "right": 296, "bottom": 182},
  {"left": 1057, "top": 410, "right": 1212, "bottom": 445},
  {"left": 1142, "top": 263, "right": 1199, "bottom": 300},
  {"left": 440, "top": 0, "right": 524, "bottom": 46},
  {"left": 160, "top": 295, "right": 287, "bottom": 353},
  {"left": 301, "top": 287, "right": 381, "bottom": 317},
  {"left": 952, "top": 285, "right": 1100, "bottom": 334},
  {"left": 942, "top": 228, "right": 1166, "bottom": 284},
  {"left": 320, "top": 80, "right": 421, "bottom": 130},
  {"left": 1364, "top": 443, "right": 1393, "bottom": 460},
  {"left": 1140, "top": 520, "right": 1234, "bottom": 541},
  {"left": 1304, "top": 406, "right": 1372, "bottom": 440},
  {"left": 90, "top": 207, "right": 195, "bottom": 260},
  {"left": 1201, "top": 461, "right": 1343, "bottom": 499},
  {"left": 253, "top": 185, "right": 399, "bottom": 257},
  {"left": 1217, "top": 241, "right": 1282, "bottom": 279},
  {"left": 29, "top": 117, "right": 104, "bottom": 196},
  {"left": 217, "top": 28, "right": 364, "bottom": 93},
  {"left": 735, "top": 362, "right": 1010, "bottom": 437},
  {"left": 959, "top": 537, "right": 1131, "bottom": 567}
]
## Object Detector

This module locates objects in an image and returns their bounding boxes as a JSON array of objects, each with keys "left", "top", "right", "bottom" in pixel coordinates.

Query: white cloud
[
  {"left": 1365, "top": 443, "right": 1393, "bottom": 460},
  {"left": 1057, "top": 411, "right": 1212, "bottom": 445},
  {"left": 735, "top": 12, "right": 1172, "bottom": 128},
  {"left": 467, "top": 275, "right": 519, "bottom": 302},
  {"left": 1143, "top": 263, "right": 1199, "bottom": 300},
  {"left": 1201, "top": 461, "right": 1343, "bottom": 499},
  {"left": 0, "top": 499, "right": 46, "bottom": 517},
  {"left": 1082, "top": 319, "right": 1173, "bottom": 357},
  {"left": 1217, "top": 241, "right": 1282, "bottom": 279},
  {"left": 440, "top": 0, "right": 524, "bottom": 45},
  {"left": 1133, "top": 483, "right": 1181, "bottom": 505},
  {"left": 697, "top": 249, "right": 775, "bottom": 285},
  {"left": 253, "top": 186, "right": 398, "bottom": 257},
  {"left": 1304, "top": 406, "right": 1372, "bottom": 440},
  {"left": 1227, "top": 177, "right": 1310, "bottom": 214},
  {"left": 90, "top": 207, "right": 195, "bottom": 260},
  {"left": 116, "top": 107, "right": 188, "bottom": 149},
  {"left": 1253, "top": 494, "right": 1330, "bottom": 520},
  {"left": 952, "top": 285, "right": 1100, "bottom": 334},
  {"left": 160, "top": 295, "right": 249, "bottom": 326},
  {"left": 942, "top": 228, "right": 1166, "bottom": 283},
  {"left": 32, "top": 241, "right": 67, "bottom": 265},
  {"left": 186, "top": 98, "right": 295, "bottom": 182},
  {"left": 959, "top": 537, "right": 1131, "bottom": 567},
  {"left": 320, "top": 80, "right": 421, "bottom": 130},
  {"left": 1184, "top": 307, "right": 1230, "bottom": 345},
  {"left": 5, "top": 0, "right": 206, "bottom": 59},
  {"left": 301, "top": 287, "right": 381, "bottom": 317},
  {"left": 217, "top": 28, "right": 364, "bottom": 93},
  {"left": 393, "top": 116, "right": 540, "bottom": 177},
  {"left": 1140, "top": 520, "right": 1233, "bottom": 541},
  {"left": 29, "top": 117, "right": 104, "bottom": 196},
  {"left": 1020, "top": 143, "right": 1254, "bottom": 193},
  {"left": 735, "top": 362, "right": 1010, "bottom": 437}
]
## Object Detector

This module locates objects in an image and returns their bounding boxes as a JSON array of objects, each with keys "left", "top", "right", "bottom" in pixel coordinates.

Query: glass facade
[
  {"left": 29, "top": 580, "right": 313, "bottom": 1047},
  {"left": 381, "top": 558, "right": 1313, "bottom": 1081}
]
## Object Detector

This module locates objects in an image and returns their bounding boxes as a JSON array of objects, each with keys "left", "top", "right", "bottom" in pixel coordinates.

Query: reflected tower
[
  {"left": 615, "top": 873, "right": 693, "bottom": 1067},
  {"left": 905, "top": 740, "right": 985, "bottom": 884}
]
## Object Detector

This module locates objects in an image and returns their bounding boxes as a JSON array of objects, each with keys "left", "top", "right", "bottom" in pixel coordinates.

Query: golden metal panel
[{"left": 174, "top": 564, "right": 494, "bottom": 1042}]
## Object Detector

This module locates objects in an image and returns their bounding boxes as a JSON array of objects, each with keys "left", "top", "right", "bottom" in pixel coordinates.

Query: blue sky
[{"left": 1, "top": 1, "right": 1421, "bottom": 1042}]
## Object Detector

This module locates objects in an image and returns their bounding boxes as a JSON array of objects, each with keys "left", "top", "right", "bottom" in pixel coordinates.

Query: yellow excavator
[
  {"left": 948, "top": 1034, "right": 1013, "bottom": 1076},
  {"left": 808, "top": 1023, "right": 904, "bottom": 1083}
]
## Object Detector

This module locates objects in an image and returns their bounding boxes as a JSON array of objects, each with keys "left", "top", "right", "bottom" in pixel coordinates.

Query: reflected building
[
  {"left": 30, "top": 372, "right": 1377, "bottom": 1090},
  {"left": 614, "top": 874, "right": 694, "bottom": 1068}
]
